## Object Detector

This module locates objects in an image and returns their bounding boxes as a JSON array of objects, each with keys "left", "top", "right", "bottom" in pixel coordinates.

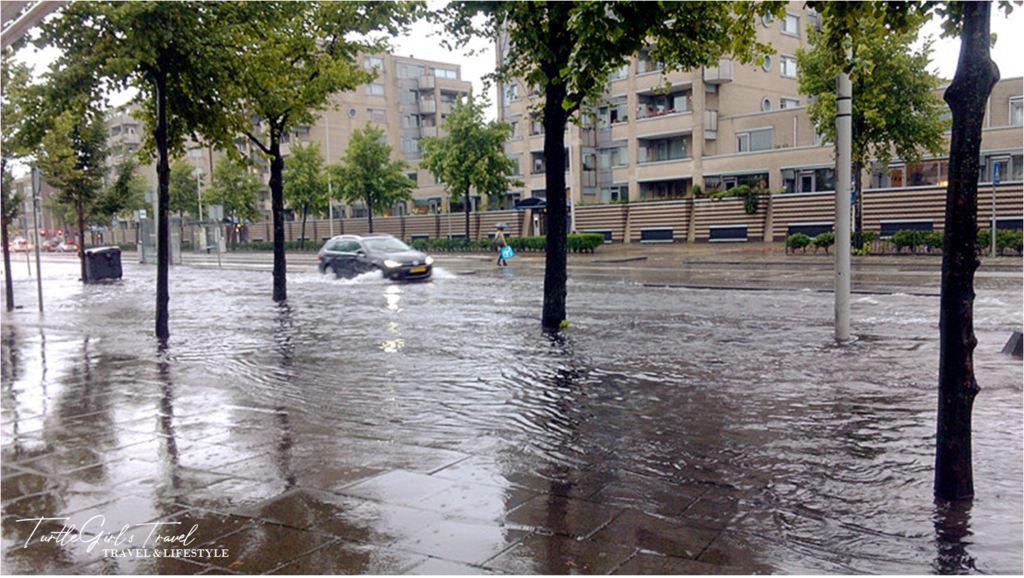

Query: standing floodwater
[{"left": 2, "top": 256, "right": 1021, "bottom": 574}]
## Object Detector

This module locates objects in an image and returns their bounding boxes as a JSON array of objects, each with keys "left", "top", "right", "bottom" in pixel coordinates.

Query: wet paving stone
[
  {"left": 195, "top": 521, "right": 340, "bottom": 574},
  {"left": 340, "top": 469, "right": 464, "bottom": 507},
  {"left": 310, "top": 499, "right": 447, "bottom": 545},
  {"left": 590, "top": 508, "right": 722, "bottom": 559},
  {"left": 484, "top": 532, "right": 635, "bottom": 574},
  {"left": 391, "top": 518, "right": 531, "bottom": 566},
  {"left": 174, "top": 477, "right": 293, "bottom": 514},
  {"left": 503, "top": 494, "right": 623, "bottom": 539},
  {"left": 267, "top": 541, "right": 426, "bottom": 575},
  {"left": 406, "top": 556, "right": 494, "bottom": 575},
  {"left": 235, "top": 488, "right": 354, "bottom": 530},
  {"left": 612, "top": 550, "right": 754, "bottom": 574}
]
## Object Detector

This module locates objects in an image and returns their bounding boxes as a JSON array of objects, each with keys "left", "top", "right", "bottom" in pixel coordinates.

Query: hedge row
[
  {"left": 787, "top": 229, "right": 1024, "bottom": 256},
  {"left": 411, "top": 233, "right": 605, "bottom": 254}
]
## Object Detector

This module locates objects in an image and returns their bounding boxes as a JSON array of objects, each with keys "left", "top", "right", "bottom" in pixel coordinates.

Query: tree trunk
[
  {"left": 935, "top": 0, "right": 998, "bottom": 502},
  {"left": 300, "top": 209, "right": 308, "bottom": 250},
  {"left": 76, "top": 198, "right": 86, "bottom": 283},
  {"left": 154, "top": 67, "right": 171, "bottom": 339},
  {"left": 270, "top": 127, "right": 286, "bottom": 302},
  {"left": 541, "top": 76, "right": 570, "bottom": 330},
  {"left": 464, "top": 192, "right": 471, "bottom": 240},
  {"left": 0, "top": 157, "right": 13, "bottom": 311},
  {"left": 365, "top": 193, "right": 374, "bottom": 233}
]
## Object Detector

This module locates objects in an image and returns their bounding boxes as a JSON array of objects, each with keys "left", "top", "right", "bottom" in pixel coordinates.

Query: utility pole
[
  {"left": 991, "top": 162, "right": 1000, "bottom": 258},
  {"left": 834, "top": 68, "right": 852, "bottom": 342},
  {"left": 31, "top": 167, "right": 43, "bottom": 311}
]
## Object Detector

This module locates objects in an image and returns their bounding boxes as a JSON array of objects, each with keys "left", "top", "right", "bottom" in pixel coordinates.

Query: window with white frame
[
  {"left": 599, "top": 144, "right": 628, "bottom": 168},
  {"left": 366, "top": 83, "right": 385, "bottom": 96},
  {"left": 761, "top": 97, "right": 772, "bottom": 112},
  {"left": 781, "top": 55, "right": 798, "bottom": 78},
  {"left": 503, "top": 83, "right": 518, "bottom": 105},
  {"left": 782, "top": 13, "right": 800, "bottom": 35},
  {"left": 363, "top": 56, "right": 384, "bottom": 70},
  {"left": 781, "top": 97, "right": 801, "bottom": 109},
  {"left": 368, "top": 108, "right": 387, "bottom": 123},
  {"left": 610, "top": 64, "right": 628, "bottom": 81},
  {"left": 736, "top": 128, "right": 772, "bottom": 153},
  {"left": 1011, "top": 96, "right": 1023, "bottom": 126},
  {"left": 432, "top": 67, "right": 458, "bottom": 79}
]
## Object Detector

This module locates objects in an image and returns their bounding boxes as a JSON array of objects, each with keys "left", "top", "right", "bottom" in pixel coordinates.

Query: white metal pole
[
  {"left": 31, "top": 168, "right": 43, "bottom": 311},
  {"left": 327, "top": 114, "right": 334, "bottom": 238},
  {"left": 991, "top": 166, "right": 998, "bottom": 258},
  {"left": 835, "top": 70, "right": 852, "bottom": 342}
]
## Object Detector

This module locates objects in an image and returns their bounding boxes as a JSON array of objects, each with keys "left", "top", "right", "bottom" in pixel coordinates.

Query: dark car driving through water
[{"left": 318, "top": 234, "right": 433, "bottom": 281}]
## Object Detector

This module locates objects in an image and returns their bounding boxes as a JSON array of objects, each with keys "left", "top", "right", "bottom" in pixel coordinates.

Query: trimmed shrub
[
  {"left": 892, "top": 230, "right": 926, "bottom": 254},
  {"left": 812, "top": 232, "right": 835, "bottom": 254},
  {"left": 787, "top": 233, "right": 811, "bottom": 252},
  {"left": 923, "top": 231, "right": 944, "bottom": 253}
]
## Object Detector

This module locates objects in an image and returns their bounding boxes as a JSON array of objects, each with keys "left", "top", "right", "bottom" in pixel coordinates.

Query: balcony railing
[{"left": 703, "top": 58, "right": 734, "bottom": 84}]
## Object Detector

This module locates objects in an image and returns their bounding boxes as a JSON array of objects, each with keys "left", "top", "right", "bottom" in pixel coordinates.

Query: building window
[
  {"left": 400, "top": 114, "right": 419, "bottom": 128},
  {"left": 1011, "top": 96, "right": 1023, "bottom": 126},
  {"left": 781, "top": 97, "right": 801, "bottom": 109},
  {"left": 530, "top": 115, "right": 544, "bottom": 136},
  {"left": 366, "top": 82, "right": 385, "bottom": 96},
  {"left": 363, "top": 56, "right": 384, "bottom": 70},
  {"left": 432, "top": 67, "right": 458, "bottom": 79},
  {"left": 510, "top": 120, "right": 520, "bottom": 138},
  {"left": 780, "top": 55, "right": 798, "bottom": 78},
  {"left": 401, "top": 137, "right": 422, "bottom": 155},
  {"left": 782, "top": 13, "right": 800, "bottom": 35},
  {"left": 736, "top": 128, "right": 772, "bottom": 153},
  {"left": 598, "top": 145, "right": 628, "bottom": 168},
  {"left": 397, "top": 63, "right": 423, "bottom": 79},
  {"left": 762, "top": 13, "right": 774, "bottom": 27},
  {"left": 762, "top": 54, "right": 773, "bottom": 72},
  {"left": 368, "top": 108, "right": 387, "bottom": 123},
  {"left": 639, "top": 135, "right": 689, "bottom": 163},
  {"left": 638, "top": 51, "right": 664, "bottom": 74},
  {"left": 503, "top": 83, "right": 518, "bottom": 105},
  {"left": 531, "top": 152, "right": 546, "bottom": 174},
  {"left": 637, "top": 90, "right": 690, "bottom": 119},
  {"left": 609, "top": 64, "right": 628, "bottom": 81},
  {"left": 405, "top": 172, "right": 418, "bottom": 186},
  {"left": 760, "top": 97, "right": 772, "bottom": 112}
]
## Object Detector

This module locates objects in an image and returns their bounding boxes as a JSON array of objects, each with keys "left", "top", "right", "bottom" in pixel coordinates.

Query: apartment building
[
  {"left": 99, "top": 52, "right": 472, "bottom": 225},
  {"left": 496, "top": 1, "right": 1023, "bottom": 215}
]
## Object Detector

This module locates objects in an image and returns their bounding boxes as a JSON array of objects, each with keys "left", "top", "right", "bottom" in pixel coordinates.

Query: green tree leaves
[
  {"left": 421, "top": 92, "right": 519, "bottom": 237},
  {"left": 330, "top": 124, "right": 414, "bottom": 233}
]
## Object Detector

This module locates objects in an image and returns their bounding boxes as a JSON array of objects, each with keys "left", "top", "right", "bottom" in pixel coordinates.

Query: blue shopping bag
[{"left": 500, "top": 245, "right": 514, "bottom": 260}]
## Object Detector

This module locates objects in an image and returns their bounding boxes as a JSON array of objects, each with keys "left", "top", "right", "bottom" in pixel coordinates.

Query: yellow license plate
[{"left": 411, "top": 267, "right": 427, "bottom": 273}]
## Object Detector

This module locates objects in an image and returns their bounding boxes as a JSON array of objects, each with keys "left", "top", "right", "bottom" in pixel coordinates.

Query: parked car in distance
[
  {"left": 41, "top": 238, "right": 62, "bottom": 252},
  {"left": 10, "top": 237, "right": 30, "bottom": 252},
  {"left": 318, "top": 234, "right": 433, "bottom": 281},
  {"left": 57, "top": 241, "right": 79, "bottom": 253}
]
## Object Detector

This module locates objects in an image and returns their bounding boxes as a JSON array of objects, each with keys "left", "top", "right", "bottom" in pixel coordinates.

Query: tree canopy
[
  {"left": 215, "top": 0, "right": 418, "bottom": 301},
  {"left": 435, "top": 0, "right": 785, "bottom": 328},
  {"left": 421, "top": 92, "right": 519, "bottom": 238},
  {"left": 33, "top": 109, "right": 108, "bottom": 280},
  {"left": 283, "top": 141, "right": 328, "bottom": 248},
  {"left": 168, "top": 158, "right": 200, "bottom": 218},
  {"left": 330, "top": 124, "right": 415, "bottom": 233},
  {"left": 797, "top": 12, "right": 949, "bottom": 241}
]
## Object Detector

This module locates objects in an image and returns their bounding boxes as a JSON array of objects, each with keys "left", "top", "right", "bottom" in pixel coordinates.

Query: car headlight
[
  {"left": 383, "top": 259, "right": 402, "bottom": 269},
  {"left": 425, "top": 256, "right": 434, "bottom": 265}
]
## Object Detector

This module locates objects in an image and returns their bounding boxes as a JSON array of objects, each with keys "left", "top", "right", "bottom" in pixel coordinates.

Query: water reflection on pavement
[{"left": 1, "top": 256, "right": 1021, "bottom": 574}]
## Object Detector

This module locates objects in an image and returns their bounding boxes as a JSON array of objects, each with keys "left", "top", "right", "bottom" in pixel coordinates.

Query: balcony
[
  {"left": 421, "top": 126, "right": 445, "bottom": 138},
  {"left": 704, "top": 110, "right": 718, "bottom": 140},
  {"left": 419, "top": 100, "right": 437, "bottom": 115},
  {"left": 703, "top": 58, "right": 734, "bottom": 84},
  {"left": 418, "top": 75, "right": 436, "bottom": 90}
]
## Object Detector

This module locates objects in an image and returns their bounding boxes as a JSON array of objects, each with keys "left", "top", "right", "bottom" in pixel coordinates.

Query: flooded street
[{"left": 2, "top": 252, "right": 1022, "bottom": 574}]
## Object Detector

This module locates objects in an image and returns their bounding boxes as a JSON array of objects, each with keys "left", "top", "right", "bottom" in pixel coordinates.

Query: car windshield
[{"left": 364, "top": 237, "right": 412, "bottom": 253}]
